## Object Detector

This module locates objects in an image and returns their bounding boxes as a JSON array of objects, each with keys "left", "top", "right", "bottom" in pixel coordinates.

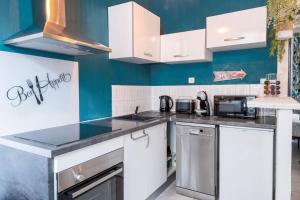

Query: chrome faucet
[{"left": 134, "top": 106, "right": 139, "bottom": 115}]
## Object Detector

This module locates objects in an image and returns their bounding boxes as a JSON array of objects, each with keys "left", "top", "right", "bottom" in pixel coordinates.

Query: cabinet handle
[
  {"left": 173, "top": 54, "right": 189, "bottom": 58},
  {"left": 224, "top": 36, "right": 245, "bottom": 41},
  {"left": 130, "top": 130, "right": 150, "bottom": 148},
  {"left": 144, "top": 52, "right": 153, "bottom": 57},
  {"left": 144, "top": 130, "right": 150, "bottom": 148}
]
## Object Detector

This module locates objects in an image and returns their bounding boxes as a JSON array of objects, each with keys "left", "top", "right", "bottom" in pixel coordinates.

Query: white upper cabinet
[
  {"left": 161, "top": 29, "right": 212, "bottom": 64},
  {"left": 206, "top": 6, "right": 267, "bottom": 51},
  {"left": 108, "top": 2, "right": 160, "bottom": 64}
]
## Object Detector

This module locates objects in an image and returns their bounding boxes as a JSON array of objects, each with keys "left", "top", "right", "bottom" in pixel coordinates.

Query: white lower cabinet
[
  {"left": 124, "top": 123, "right": 167, "bottom": 200},
  {"left": 219, "top": 126, "right": 274, "bottom": 200}
]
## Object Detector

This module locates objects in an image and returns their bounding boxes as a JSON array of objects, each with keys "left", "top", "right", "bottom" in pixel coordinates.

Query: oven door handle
[{"left": 68, "top": 168, "right": 123, "bottom": 198}]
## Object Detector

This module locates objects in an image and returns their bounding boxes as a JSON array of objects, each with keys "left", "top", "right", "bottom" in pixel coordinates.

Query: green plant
[
  {"left": 267, "top": 0, "right": 300, "bottom": 61},
  {"left": 269, "top": 29, "right": 286, "bottom": 61},
  {"left": 267, "top": 0, "right": 299, "bottom": 27}
]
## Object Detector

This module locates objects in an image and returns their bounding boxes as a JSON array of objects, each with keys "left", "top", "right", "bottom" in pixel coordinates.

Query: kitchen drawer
[{"left": 54, "top": 136, "right": 124, "bottom": 173}]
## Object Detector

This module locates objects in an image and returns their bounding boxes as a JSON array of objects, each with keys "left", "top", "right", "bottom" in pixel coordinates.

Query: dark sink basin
[{"left": 115, "top": 114, "right": 159, "bottom": 122}]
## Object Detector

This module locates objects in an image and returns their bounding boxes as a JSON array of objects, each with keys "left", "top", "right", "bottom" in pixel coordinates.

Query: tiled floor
[
  {"left": 156, "top": 140, "right": 300, "bottom": 200},
  {"left": 155, "top": 182, "right": 193, "bottom": 200}
]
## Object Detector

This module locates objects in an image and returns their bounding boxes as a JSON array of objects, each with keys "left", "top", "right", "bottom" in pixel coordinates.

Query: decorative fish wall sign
[{"left": 213, "top": 70, "right": 247, "bottom": 82}]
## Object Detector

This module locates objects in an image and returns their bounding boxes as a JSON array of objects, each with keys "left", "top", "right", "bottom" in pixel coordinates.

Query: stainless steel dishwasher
[{"left": 176, "top": 122, "right": 217, "bottom": 200}]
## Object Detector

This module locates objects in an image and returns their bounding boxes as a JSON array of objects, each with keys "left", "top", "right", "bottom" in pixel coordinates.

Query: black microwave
[{"left": 214, "top": 96, "right": 257, "bottom": 119}]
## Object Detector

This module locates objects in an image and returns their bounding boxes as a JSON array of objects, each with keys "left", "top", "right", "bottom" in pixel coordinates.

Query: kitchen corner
[
  {"left": 0, "top": 109, "right": 278, "bottom": 200},
  {"left": 1, "top": 0, "right": 300, "bottom": 200}
]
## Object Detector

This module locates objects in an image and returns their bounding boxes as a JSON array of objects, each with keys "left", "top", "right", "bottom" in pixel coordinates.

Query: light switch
[{"left": 188, "top": 77, "right": 195, "bottom": 84}]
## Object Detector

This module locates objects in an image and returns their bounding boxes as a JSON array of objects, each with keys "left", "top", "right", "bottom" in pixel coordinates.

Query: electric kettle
[{"left": 159, "top": 96, "right": 174, "bottom": 112}]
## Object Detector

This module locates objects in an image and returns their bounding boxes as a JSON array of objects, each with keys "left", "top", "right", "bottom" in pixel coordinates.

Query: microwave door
[{"left": 216, "top": 100, "right": 243, "bottom": 115}]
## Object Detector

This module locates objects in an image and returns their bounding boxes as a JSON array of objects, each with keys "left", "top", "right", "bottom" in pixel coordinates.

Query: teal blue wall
[
  {"left": 150, "top": 46, "right": 276, "bottom": 85},
  {"left": 149, "top": 0, "right": 277, "bottom": 85},
  {"left": 1, "top": 0, "right": 277, "bottom": 121},
  {"left": 0, "top": 0, "right": 151, "bottom": 121},
  {"left": 70, "top": 0, "right": 151, "bottom": 121},
  {"left": 78, "top": 55, "right": 150, "bottom": 121}
]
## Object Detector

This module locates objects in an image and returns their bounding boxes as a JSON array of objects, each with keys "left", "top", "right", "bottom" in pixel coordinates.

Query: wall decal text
[{"left": 6, "top": 73, "right": 72, "bottom": 107}]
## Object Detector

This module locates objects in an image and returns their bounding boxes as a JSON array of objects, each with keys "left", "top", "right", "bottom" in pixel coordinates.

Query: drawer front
[{"left": 54, "top": 136, "right": 124, "bottom": 173}]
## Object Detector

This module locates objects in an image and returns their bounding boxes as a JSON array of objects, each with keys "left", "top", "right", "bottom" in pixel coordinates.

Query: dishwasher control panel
[{"left": 189, "top": 128, "right": 214, "bottom": 137}]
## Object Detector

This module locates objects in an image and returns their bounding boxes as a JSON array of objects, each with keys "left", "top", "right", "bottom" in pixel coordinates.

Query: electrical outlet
[{"left": 188, "top": 77, "right": 195, "bottom": 84}]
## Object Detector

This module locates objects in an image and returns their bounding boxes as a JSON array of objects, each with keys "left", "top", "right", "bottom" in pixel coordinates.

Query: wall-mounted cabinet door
[
  {"left": 161, "top": 29, "right": 212, "bottom": 64},
  {"left": 219, "top": 126, "right": 274, "bottom": 200},
  {"left": 133, "top": 3, "right": 160, "bottom": 63},
  {"left": 124, "top": 123, "right": 167, "bottom": 200},
  {"left": 206, "top": 6, "right": 267, "bottom": 52},
  {"left": 108, "top": 1, "right": 160, "bottom": 64}
]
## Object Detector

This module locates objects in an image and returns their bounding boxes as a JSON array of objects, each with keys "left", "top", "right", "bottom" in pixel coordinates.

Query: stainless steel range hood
[{"left": 4, "top": 0, "right": 111, "bottom": 55}]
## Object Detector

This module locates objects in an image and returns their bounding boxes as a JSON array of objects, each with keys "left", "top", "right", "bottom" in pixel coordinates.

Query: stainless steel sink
[{"left": 115, "top": 114, "right": 158, "bottom": 122}]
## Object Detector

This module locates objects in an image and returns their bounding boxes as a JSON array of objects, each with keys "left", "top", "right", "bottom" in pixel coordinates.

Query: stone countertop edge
[
  {"left": 0, "top": 112, "right": 276, "bottom": 158},
  {"left": 51, "top": 118, "right": 169, "bottom": 157},
  {"left": 248, "top": 97, "right": 300, "bottom": 110},
  {"left": 0, "top": 118, "right": 169, "bottom": 159},
  {"left": 171, "top": 115, "right": 276, "bottom": 130}
]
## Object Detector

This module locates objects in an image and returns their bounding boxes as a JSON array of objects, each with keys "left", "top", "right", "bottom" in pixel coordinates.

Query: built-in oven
[
  {"left": 214, "top": 95, "right": 257, "bottom": 119},
  {"left": 57, "top": 148, "right": 124, "bottom": 200}
]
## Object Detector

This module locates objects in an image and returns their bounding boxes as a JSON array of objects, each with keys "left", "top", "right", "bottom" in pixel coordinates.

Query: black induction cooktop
[{"left": 14, "top": 123, "right": 121, "bottom": 147}]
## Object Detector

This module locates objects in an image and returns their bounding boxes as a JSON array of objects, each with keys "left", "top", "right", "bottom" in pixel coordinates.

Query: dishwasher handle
[{"left": 189, "top": 129, "right": 202, "bottom": 135}]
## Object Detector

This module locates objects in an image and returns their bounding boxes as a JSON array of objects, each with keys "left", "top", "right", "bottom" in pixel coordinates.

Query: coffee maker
[{"left": 195, "top": 91, "right": 210, "bottom": 116}]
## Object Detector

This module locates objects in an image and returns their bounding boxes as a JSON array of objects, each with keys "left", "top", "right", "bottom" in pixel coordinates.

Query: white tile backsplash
[
  {"left": 151, "top": 84, "right": 263, "bottom": 112},
  {"left": 112, "top": 84, "right": 274, "bottom": 117},
  {"left": 112, "top": 85, "right": 152, "bottom": 116}
]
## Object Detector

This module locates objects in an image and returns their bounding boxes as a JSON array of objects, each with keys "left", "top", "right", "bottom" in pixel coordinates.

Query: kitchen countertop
[
  {"left": 0, "top": 111, "right": 174, "bottom": 158},
  {"left": 172, "top": 114, "right": 276, "bottom": 129},
  {"left": 248, "top": 97, "right": 300, "bottom": 110},
  {"left": 0, "top": 111, "right": 276, "bottom": 158}
]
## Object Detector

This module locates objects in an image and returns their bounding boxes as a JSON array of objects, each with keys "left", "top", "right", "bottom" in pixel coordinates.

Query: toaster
[{"left": 176, "top": 99, "right": 196, "bottom": 114}]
